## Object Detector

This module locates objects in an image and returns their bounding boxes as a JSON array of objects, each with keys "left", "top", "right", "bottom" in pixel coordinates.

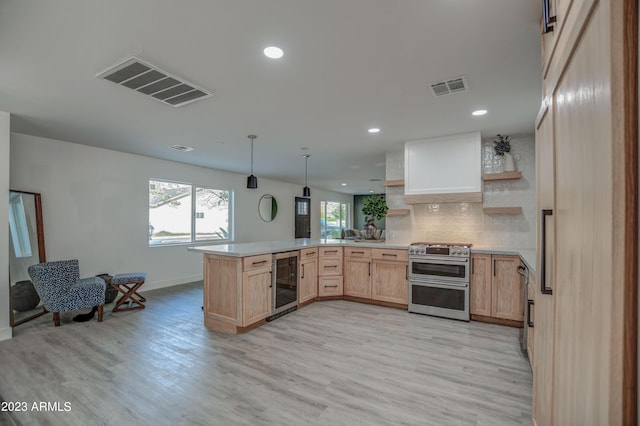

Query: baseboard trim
[
  {"left": 471, "top": 314, "right": 523, "bottom": 328},
  {"left": 0, "top": 326, "right": 13, "bottom": 341},
  {"left": 343, "top": 296, "right": 408, "bottom": 310},
  {"left": 139, "top": 274, "right": 203, "bottom": 292}
]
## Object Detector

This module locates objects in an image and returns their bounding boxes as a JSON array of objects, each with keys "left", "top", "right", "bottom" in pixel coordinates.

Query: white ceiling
[{"left": 0, "top": 0, "right": 542, "bottom": 195}]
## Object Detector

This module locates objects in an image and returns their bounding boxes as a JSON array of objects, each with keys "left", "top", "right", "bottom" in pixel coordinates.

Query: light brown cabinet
[
  {"left": 318, "top": 246, "right": 343, "bottom": 297},
  {"left": 318, "top": 276, "right": 343, "bottom": 297},
  {"left": 371, "top": 249, "right": 408, "bottom": 305},
  {"left": 470, "top": 253, "right": 522, "bottom": 323},
  {"left": 344, "top": 247, "right": 372, "bottom": 299},
  {"left": 470, "top": 253, "right": 492, "bottom": 316},
  {"left": 203, "top": 253, "right": 273, "bottom": 333},
  {"left": 242, "top": 266, "right": 272, "bottom": 325},
  {"left": 491, "top": 255, "right": 522, "bottom": 321},
  {"left": 533, "top": 88, "right": 555, "bottom": 426},
  {"left": 527, "top": 270, "right": 535, "bottom": 364},
  {"left": 532, "top": 0, "right": 638, "bottom": 421},
  {"left": 298, "top": 248, "right": 318, "bottom": 304}
]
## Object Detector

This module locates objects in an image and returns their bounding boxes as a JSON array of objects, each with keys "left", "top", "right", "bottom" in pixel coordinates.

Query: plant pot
[{"left": 12, "top": 280, "right": 40, "bottom": 312}]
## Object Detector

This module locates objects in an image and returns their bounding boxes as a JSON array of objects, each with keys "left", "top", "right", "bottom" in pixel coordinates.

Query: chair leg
[
  {"left": 97, "top": 305, "right": 104, "bottom": 322},
  {"left": 53, "top": 312, "right": 60, "bottom": 327}
]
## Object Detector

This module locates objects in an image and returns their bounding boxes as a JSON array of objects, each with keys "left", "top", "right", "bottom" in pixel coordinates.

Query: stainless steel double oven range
[{"left": 408, "top": 242, "right": 472, "bottom": 321}]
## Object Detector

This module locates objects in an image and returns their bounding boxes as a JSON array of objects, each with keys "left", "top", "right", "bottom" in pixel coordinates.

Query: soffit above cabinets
[{"left": 404, "top": 131, "right": 482, "bottom": 204}]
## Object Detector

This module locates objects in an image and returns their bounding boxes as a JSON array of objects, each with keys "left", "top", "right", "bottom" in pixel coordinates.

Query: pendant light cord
[
  {"left": 248, "top": 134, "right": 257, "bottom": 175},
  {"left": 305, "top": 156, "right": 308, "bottom": 186}
]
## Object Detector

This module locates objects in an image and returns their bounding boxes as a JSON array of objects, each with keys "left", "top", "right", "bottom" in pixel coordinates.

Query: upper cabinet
[{"left": 404, "top": 132, "right": 482, "bottom": 204}]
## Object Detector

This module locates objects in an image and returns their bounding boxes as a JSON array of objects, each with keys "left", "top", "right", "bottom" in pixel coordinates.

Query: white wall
[
  {"left": 9, "top": 133, "right": 351, "bottom": 294},
  {"left": 385, "top": 135, "right": 536, "bottom": 248},
  {"left": 0, "top": 112, "right": 11, "bottom": 341}
]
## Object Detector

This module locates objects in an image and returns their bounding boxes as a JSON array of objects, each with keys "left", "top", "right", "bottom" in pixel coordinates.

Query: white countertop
[
  {"left": 188, "top": 239, "right": 536, "bottom": 273},
  {"left": 472, "top": 246, "right": 536, "bottom": 273},
  {"left": 187, "top": 238, "right": 411, "bottom": 257}
]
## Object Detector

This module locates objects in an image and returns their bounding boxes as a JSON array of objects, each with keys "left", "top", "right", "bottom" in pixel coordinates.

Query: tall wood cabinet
[{"left": 533, "top": 0, "right": 637, "bottom": 423}]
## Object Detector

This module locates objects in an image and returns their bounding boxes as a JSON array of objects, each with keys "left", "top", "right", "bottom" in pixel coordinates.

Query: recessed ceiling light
[
  {"left": 472, "top": 109, "right": 487, "bottom": 116},
  {"left": 264, "top": 46, "right": 284, "bottom": 59},
  {"left": 341, "top": 183, "right": 347, "bottom": 186},
  {"left": 368, "top": 128, "right": 381, "bottom": 133}
]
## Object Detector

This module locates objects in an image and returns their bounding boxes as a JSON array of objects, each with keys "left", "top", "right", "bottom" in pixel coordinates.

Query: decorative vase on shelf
[{"left": 503, "top": 152, "right": 516, "bottom": 172}]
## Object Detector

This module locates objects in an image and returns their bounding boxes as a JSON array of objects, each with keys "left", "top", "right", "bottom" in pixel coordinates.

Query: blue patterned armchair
[{"left": 28, "top": 260, "right": 106, "bottom": 326}]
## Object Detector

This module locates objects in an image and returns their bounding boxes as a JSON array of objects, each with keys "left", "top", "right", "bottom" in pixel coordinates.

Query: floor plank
[{"left": 0, "top": 282, "right": 532, "bottom": 425}]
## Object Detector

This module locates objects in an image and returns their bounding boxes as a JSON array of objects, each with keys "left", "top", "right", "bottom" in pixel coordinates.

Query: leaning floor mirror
[{"left": 8, "top": 190, "right": 48, "bottom": 326}]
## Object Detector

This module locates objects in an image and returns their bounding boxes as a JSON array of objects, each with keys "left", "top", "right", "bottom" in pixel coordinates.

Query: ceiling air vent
[
  {"left": 96, "top": 57, "right": 213, "bottom": 107},
  {"left": 428, "top": 76, "right": 469, "bottom": 97},
  {"left": 169, "top": 144, "right": 194, "bottom": 152}
]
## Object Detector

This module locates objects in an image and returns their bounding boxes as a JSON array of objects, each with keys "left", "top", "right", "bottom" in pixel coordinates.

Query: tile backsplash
[{"left": 385, "top": 135, "right": 535, "bottom": 248}]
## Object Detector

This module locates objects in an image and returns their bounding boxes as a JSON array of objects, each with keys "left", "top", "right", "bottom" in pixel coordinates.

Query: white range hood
[{"left": 404, "top": 131, "right": 482, "bottom": 204}]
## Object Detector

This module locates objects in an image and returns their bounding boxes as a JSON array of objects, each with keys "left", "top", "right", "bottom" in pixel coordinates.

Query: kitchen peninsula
[
  {"left": 189, "top": 239, "right": 535, "bottom": 334},
  {"left": 189, "top": 239, "right": 410, "bottom": 333}
]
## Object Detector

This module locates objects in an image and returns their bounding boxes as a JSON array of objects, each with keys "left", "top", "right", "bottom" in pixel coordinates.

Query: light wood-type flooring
[{"left": 0, "top": 282, "right": 532, "bottom": 425}]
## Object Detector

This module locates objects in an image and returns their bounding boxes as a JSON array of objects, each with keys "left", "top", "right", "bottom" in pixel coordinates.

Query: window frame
[
  {"left": 148, "top": 178, "right": 234, "bottom": 247},
  {"left": 320, "top": 200, "right": 350, "bottom": 239}
]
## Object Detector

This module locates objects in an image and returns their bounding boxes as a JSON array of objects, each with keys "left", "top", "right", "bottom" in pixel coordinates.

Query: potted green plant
[
  {"left": 493, "top": 134, "right": 516, "bottom": 172},
  {"left": 361, "top": 195, "right": 388, "bottom": 240}
]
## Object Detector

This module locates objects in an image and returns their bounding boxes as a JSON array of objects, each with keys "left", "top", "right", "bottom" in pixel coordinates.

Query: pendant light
[
  {"left": 302, "top": 154, "right": 311, "bottom": 197},
  {"left": 246, "top": 135, "right": 258, "bottom": 189}
]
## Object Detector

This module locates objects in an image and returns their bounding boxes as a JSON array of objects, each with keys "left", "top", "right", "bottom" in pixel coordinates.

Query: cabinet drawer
[
  {"left": 345, "top": 247, "right": 371, "bottom": 258},
  {"left": 319, "top": 247, "right": 343, "bottom": 257},
  {"left": 319, "top": 276, "right": 343, "bottom": 297},
  {"left": 300, "top": 248, "right": 319, "bottom": 259},
  {"left": 319, "top": 258, "right": 342, "bottom": 276},
  {"left": 372, "top": 248, "right": 408, "bottom": 262},
  {"left": 243, "top": 254, "right": 272, "bottom": 271}
]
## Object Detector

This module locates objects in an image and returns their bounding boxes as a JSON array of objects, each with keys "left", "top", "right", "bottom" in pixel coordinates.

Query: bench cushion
[{"left": 111, "top": 272, "right": 146, "bottom": 285}]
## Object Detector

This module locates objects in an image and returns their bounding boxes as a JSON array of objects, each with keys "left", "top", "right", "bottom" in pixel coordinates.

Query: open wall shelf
[
  {"left": 384, "top": 179, "right": 405, "bottom": 187},
  {"left": 387, "top": 209, "right": 411, "bottom": 216},
  {"left": 483, "top": 207, "right": 523, "bottom": 215},
  {"left": 482, "top": 171, "right": 522, "bottom": 181}
]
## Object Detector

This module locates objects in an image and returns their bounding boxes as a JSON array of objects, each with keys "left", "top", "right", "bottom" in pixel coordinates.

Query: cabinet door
[
  {"left": 242, "top": 268, "right": 272, "bottom": 326},
  {"left": 533, "top": 101, "right": 555, "bottom": 426},
  {"left": 298, "top": 258, "right": 318, "bottom": 304},
  {"left": 490, "top": 255, "right": 522, "bottom": 321},
  {"left": 527, "top": 271, "right": 536, "bottom": 363},
  {"left": 372, "top": 260, "right": 407, "bottom": 305},
  {"left": 470, "top": 254, "right": 492, "bottom": 316},
  {"left": 344, "top": 257, "right": 371, "bottom": 298}
]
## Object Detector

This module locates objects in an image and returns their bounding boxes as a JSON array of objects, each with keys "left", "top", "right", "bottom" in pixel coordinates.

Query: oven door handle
[
  {"left": 410, "top": 256, "right": 469, "bottom": 266},
  {"left": 409, "top": 279, "right": 469, "bottom": 289}
]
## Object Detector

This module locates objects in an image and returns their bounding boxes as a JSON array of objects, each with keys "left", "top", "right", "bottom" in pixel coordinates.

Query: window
[
  {"left": 149, "top": 179, "right": 232, "bottom": 246},
  {"left": 320, "top": 201, "right": 349, "bottom": 239}
]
